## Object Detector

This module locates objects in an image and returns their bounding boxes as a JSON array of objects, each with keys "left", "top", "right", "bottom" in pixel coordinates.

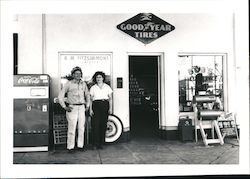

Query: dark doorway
[{"left": 129, "top": 56, "right": 159, "bottom": 139}]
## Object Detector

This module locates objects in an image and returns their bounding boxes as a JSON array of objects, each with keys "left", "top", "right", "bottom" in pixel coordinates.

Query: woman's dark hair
[{"left": 92, "top": 71, "right": 106, "bottom": 83}]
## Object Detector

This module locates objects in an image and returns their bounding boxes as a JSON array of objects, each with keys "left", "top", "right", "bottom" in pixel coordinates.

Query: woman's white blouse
[{"left": 90, "top": 83, "right": 113, "bottom": 101}]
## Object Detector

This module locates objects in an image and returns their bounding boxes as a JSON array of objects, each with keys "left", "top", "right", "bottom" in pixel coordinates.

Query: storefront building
[{"left": 13, "top": 13, "right": 246, "bottom": 145}]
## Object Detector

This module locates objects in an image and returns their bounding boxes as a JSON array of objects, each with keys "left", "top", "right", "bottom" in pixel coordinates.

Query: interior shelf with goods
[
  {"left": 179, "top": 64, "right": 223, "bottom": 113},
  {"left": 129, "top": 74, "right": 144, "bottom": 106}
]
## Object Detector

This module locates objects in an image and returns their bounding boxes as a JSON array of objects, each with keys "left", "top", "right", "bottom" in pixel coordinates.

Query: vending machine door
[{"left": 14, "top": 99, "right": 49, "bottom": 147}]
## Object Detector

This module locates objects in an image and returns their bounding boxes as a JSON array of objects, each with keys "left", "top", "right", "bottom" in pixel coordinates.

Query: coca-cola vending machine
[{"left": 13, "top": 74, "right": 50, "bottom": 152}]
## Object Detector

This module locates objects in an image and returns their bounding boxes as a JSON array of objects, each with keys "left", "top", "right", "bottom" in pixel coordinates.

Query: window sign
[
  {"left": 178, "top": 55, "right": 224, "bottom": 112},
  {"left": 59, "top": 52, "right": 112, "bottom": 88}
]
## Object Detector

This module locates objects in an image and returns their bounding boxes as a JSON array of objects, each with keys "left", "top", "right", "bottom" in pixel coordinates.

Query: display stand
[
  {"left": 218, "top": 113, "right": 239, "bottom": 142},
  {"left": 193, "top": 95, "right": 224, "bottom": 146}
]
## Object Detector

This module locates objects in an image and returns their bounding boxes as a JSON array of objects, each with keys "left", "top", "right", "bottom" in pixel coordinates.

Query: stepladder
[
  {"left": 197, "top": 111, "right": 224, "bottom": 146},
  {"left": 193, "top": 95, "right": 225, "bottom": 146}
]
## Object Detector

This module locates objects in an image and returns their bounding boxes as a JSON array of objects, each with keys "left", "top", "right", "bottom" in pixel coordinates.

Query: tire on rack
[{"left": 105, "top": 114, "right": 123, "bottom": 143}]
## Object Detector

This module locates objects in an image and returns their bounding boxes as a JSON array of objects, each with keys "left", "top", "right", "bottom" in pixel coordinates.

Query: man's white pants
[{"left": 66, "top": 104, "right": 85, "bottom": 150}]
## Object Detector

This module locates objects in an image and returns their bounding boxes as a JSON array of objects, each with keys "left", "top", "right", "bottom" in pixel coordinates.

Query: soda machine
[{"left": 13, "top": 74, "right": 50, "bottom": 152}]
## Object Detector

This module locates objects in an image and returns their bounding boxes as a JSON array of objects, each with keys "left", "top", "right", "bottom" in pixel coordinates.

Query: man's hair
[{"left": 71, "top": 66, "right": 82, "bottom": 76}]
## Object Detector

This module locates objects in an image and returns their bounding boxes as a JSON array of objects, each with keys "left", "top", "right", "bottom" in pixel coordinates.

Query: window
[{"left": 178, "top": 54, "right": 225, "bottom": 112}]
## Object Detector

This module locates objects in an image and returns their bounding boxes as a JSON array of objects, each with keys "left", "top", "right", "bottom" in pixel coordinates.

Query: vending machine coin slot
[
  {"left": 27, "top": 105, "right": 32, "bottom": 111},
  {"left": 42, "top": 104, "right": 47, "bottom": 112}
]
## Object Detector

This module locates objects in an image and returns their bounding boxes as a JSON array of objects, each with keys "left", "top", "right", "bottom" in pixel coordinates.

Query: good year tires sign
[{"left": 117, "top": 13, "right": 175, "bottom": 44}]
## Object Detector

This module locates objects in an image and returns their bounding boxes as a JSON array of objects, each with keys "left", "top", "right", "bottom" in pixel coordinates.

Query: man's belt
[{"left": 71, "top": 103, "right": 84, "bottom": 105}]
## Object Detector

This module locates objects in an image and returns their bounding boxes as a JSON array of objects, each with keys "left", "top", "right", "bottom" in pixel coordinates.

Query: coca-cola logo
[{"left": 17, "top": 76, "right": 40, "bottom": 84}]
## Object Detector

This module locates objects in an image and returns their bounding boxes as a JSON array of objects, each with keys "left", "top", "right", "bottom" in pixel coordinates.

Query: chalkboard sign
[{"left": 218, "top": 113, "right": 239, "bottom": 140}]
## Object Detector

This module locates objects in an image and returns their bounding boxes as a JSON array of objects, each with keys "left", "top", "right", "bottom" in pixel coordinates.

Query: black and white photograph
[{"left": 0, "top": 0, "right": 249, "bottom": 178}]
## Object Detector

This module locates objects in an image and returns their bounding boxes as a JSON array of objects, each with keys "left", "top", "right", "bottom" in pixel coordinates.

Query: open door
[{"left": 129, "top": 55, "right": 160, "bottom": 139}]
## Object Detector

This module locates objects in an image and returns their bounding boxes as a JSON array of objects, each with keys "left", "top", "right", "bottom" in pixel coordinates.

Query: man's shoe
[
  {"left": 77, "top": 147, "right": 85, "bottom": 151},
  {"left": 67, "top": 149, "right": 74, "bottom": 153}
]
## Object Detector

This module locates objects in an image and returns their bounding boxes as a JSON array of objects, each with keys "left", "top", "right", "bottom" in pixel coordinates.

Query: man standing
[{"left": 58, "top": 66, "right": 90, "bottom": 152}]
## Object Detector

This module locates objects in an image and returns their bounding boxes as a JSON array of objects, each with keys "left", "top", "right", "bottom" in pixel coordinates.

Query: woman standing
[{"left": 89, "top": 71, "right": 113, "bottom": 149}]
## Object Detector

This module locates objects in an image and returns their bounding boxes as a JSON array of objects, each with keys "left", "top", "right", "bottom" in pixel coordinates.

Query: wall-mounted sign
[
  {"left": 59, "top": 52, "right": 112, "bottom": 87},
  {"left": 117, "top": 13, "right": 175, "bottom": 44}
]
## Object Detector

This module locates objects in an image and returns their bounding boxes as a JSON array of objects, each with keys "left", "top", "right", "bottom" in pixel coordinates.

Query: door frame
[{"left": 127, "top": 52, "right": 165, "bottom": 131}]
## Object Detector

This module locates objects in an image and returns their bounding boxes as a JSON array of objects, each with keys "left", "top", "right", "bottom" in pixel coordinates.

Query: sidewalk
[{"left": 13, "top": 137, "right": 239, "bottom": 164}]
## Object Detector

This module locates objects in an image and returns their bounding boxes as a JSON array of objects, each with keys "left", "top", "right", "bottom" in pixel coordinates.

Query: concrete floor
[{"left": 13, "top": 137, "right": 239, "bottom": 164}]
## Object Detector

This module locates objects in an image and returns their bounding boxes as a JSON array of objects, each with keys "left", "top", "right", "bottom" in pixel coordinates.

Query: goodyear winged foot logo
[{"left": 117, "top": 13, "right": 175, "bottom": 44}]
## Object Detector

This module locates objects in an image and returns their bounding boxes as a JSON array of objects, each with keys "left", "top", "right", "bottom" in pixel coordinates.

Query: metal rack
[
  {"left": 52, "top": 101, "right": 68, "bottom": 148},
  {"left": 53, "top": 114, "right": 68, "bottom": 145}
]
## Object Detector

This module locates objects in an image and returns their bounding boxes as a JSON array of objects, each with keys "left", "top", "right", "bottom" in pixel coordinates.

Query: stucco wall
[{"left": 18, "top": 15, "right": 43, "bottom": 74}]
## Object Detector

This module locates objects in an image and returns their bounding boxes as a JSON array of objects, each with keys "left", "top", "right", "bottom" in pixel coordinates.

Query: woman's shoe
[
  {"left": 90, "top": 145, "right": 97, "bottom": 150},
  {"left": 97, "top": 145, "right": 103, "bottom": 149}
]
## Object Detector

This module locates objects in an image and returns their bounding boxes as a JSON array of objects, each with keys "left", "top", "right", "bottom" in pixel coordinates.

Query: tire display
[{"left": 105, "top": 114, "right": 123, "bottom": 143}]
